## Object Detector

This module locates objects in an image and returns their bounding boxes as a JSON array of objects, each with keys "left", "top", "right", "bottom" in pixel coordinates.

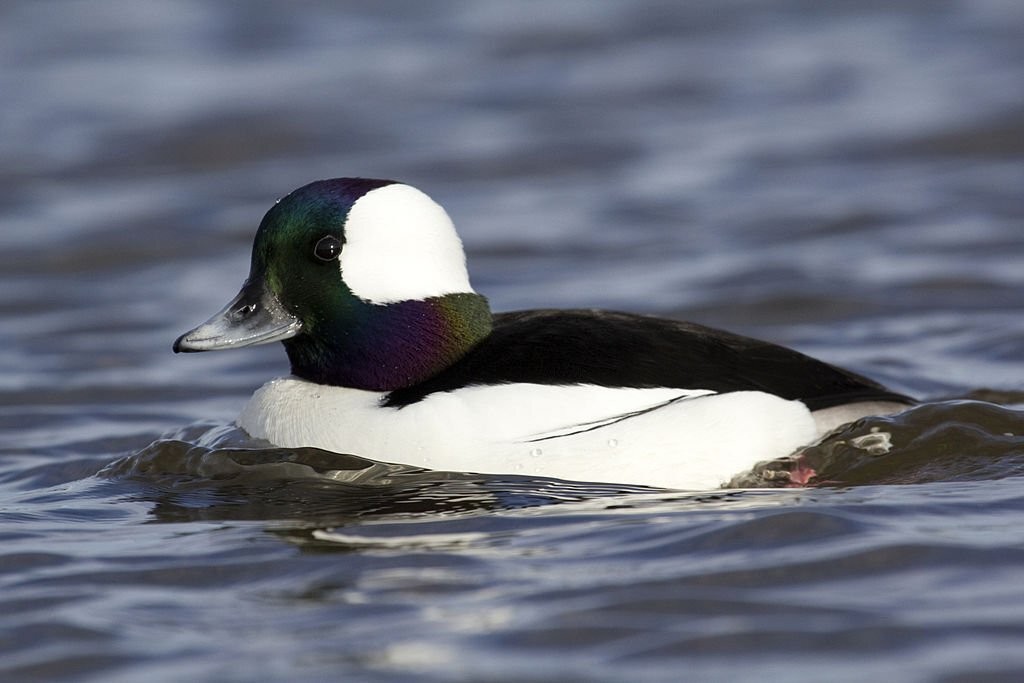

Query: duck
[{"left": 174, "top": 178, "right": 914, "bottom": 490}]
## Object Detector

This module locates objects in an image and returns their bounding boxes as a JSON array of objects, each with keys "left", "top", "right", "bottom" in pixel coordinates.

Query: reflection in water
[
  {"left": 101, "top": 425, "right": 660, "bottom": 526},
  {"left": 103, "top": 396, "right": 1024, "bottom": 533}
]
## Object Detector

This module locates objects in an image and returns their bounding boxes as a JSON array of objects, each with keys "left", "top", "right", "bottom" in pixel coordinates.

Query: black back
[{"left": 383, "top": 309, "right": 914, "bottom": 409}]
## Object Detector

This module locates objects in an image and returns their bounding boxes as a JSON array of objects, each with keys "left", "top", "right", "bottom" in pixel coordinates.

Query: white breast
[{"left": 237, "top": 378, "right": 820, "bottom": 490}]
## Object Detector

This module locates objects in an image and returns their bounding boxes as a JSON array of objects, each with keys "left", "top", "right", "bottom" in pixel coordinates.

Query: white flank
[
  {"left": 339, "top": 183, "right": 474, "bottom": 304},
  {"left": 237, "top": 379, "right": 820, "bottom": 490},
  {"left": 811, "top": 401, "right": 910, "bottom": 435}
]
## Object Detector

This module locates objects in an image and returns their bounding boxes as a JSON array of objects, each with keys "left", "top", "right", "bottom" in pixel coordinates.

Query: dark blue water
[{"left": 4, "top": 1, "right": 1024, "bottom": 680}]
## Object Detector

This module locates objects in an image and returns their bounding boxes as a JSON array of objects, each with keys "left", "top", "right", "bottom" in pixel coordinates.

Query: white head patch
[{"left": 339, "top": 183, "right": 475, "bottom": 304}]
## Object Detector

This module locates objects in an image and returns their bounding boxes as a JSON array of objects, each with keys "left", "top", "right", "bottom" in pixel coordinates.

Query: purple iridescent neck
[{"left": 282, "top": 293, "right": 492, "bottom": 392}]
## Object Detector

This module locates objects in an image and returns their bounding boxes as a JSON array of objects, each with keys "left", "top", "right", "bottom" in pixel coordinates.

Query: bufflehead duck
[{"left": 174, "top": 178, "right": 913, "bottom": 489}]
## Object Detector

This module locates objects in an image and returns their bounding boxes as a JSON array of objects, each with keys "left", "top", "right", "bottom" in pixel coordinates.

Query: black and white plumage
[
  {"left": 175, "top": 178, "right": 913, "bottom": 489},
  {"left": 384, "top": 308, "right": 908, "bottom": 410}
]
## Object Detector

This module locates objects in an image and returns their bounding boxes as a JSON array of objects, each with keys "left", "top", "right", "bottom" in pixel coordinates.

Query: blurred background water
[{"left": 3, "top": 1, "right": 1024, "bottom": 681}]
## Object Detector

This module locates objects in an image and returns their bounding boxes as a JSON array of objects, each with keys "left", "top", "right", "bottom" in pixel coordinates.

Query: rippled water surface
[{"left": 4, "top": 1, "right": 1024, "bottom": 681}]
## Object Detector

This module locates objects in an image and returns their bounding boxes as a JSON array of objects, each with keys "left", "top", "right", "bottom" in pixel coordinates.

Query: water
[{"left": 3, "top": 1, "right": 1024, "bottom": 680}]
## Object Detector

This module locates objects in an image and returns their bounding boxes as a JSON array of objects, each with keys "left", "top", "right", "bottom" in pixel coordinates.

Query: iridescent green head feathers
[{"left": 174, "top": 178, "right": 493, "bottom": 391}]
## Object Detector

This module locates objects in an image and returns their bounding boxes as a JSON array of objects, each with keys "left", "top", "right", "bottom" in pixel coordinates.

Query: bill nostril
[{"left": 229, "top": 303, "right": 258, "bottom": 321}]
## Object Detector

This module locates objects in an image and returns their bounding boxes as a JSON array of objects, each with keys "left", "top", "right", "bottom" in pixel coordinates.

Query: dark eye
[{"left": 313, "top": 235, "right": 341, "bottom": 262}]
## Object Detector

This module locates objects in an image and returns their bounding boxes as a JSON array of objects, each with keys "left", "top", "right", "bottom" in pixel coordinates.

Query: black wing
[{"left": 384, "top": 309, "right": 914, "bottom": 409}]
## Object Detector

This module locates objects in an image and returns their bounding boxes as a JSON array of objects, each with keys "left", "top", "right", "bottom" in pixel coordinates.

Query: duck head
[{"left": 174, "top": 178, "right": 493, "bottom": 391}]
